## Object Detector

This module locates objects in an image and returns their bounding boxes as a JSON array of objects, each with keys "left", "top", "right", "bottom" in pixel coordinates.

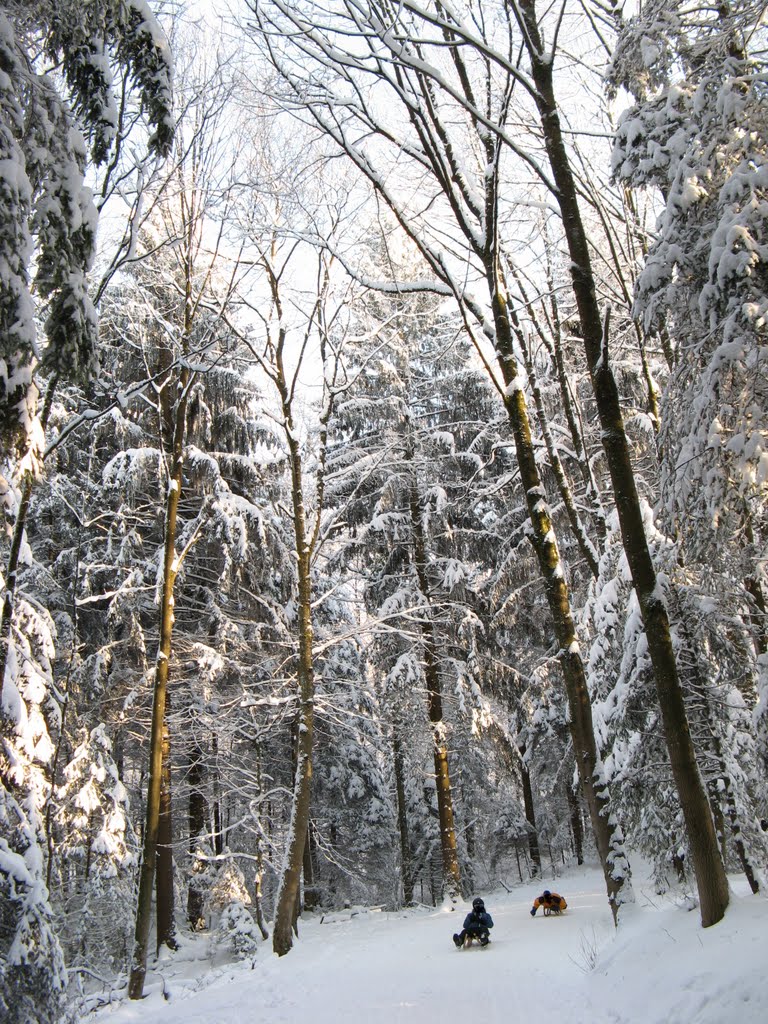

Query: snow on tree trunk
[
  {"left": 408, "top": 472, "right": 463, "bottom": 902},
  {"left": 272, "top": 379, "right": 316, "bottom": 957},
  {"left": 515, "top": 0, "right": 729, "bottom": 927}
]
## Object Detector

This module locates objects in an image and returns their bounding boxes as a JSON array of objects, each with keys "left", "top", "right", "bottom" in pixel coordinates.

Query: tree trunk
[
  {"left": 708, "top": 727, "right": 759, "bottom": 893},
  {"left": 408, "top": 476, "right": 463, "bottom": 901},
  {"left": 252, "top": 741, "right": 270, "bottom": 940},
  {"left": 744, "top": 513, "right": 767, "bottom": 661},
  {"left": 393, "top": 729, "right": 414, "bottom": 906},
  {"left": 519, "top": 745, "right": 542, "bottom": 876},
  {"left": 128, "top": 364, "right": 190, "bottom": 999},
  {"left": 566, "top": 775, "right": 585, "bottom": 866},
  {"left": 302, "top": 822, "right": 319, "bottom": 911},
  {"left": 516, "top": 0, "right": 729, "bottom": 927},
  {"left": 272, "top": 386, "right": 315, "bottom": 956},
  {"left": 156, "top": 710, "right": 176, "bottom": 952},
  {"left": 186, "top": 745, "right": 206, "bottom": 930},
  {"left": 212, "top": 734, "right": 223, "bottom": 856},
  {"left": 519, "top": 328, "right": 600, "bottom": 578},
  {"left": 744, "top": 574, "right": 767, "bottom": 660},
  {"left": 489, "top": 269, "right": 628, "bottom": 921}
]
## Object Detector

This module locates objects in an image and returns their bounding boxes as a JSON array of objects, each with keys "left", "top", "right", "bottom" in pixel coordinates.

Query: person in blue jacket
[{"left": 453, "top": 897, "right": 494, "bottom": 947}]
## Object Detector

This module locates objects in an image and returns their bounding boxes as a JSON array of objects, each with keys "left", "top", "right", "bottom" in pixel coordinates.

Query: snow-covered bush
[
  {"left": 0, "top": 783, "right": 67, "bottom": 1024},
  {"left": 51, "top": 725, "right": 137, "bottom": 972},
  {"left": 216, "top": 901, "right": 260, "bottom": 960}
]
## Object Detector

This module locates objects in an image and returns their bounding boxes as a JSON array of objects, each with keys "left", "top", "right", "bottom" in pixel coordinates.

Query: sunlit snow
[{"left": 85, "top": 863, "right": 764, "bottom": 1024}]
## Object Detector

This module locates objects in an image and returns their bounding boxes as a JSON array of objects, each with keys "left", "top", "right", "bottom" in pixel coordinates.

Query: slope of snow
[{"left": 86, "top": 864, "right": 766, "bottom": 1024}]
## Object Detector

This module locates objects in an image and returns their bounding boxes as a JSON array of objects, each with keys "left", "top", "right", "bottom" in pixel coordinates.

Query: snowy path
[{"left": 88, "top": 865, "right": 766, "bottom": 1024}]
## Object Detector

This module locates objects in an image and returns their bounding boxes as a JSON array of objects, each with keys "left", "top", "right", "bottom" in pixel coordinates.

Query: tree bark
[
  {"left": 408, "top": 475, "right": 463, "bottom": 901},
  {"left": 515, "top": 0, "right": 729, "bottom": 926},
  {"left": 128, "top": 360, "right": 190, "bottom": 998},
  {"left": 302, "top": 821, "right": 319, "bottom": 911},
  {"left": 565, "top": 775, "right": 585, "bottom": 866},
  {"left": 212, "top": 733, "right": 223, "bottom": 856},
  {"left": 518, "top": 744, "right": 542, "bottom": 876},
  {"left": 156, "top": 710, "right": 176, "bottom": 952},
  {"left": 519, "top": 327, "right": 600, "bottom": 578},
  {"left": 186, "top": 745, "right": 206, "bottom": 930},
  {"left": 744, "top": 513, "right": 767, "bottom": 661},
  {"left": 393, "top": 729, "right": 414, "bottom": 905},
  {"left": 490, "top": 271, "right": 627, "bottom": 921},
  {"left": 272, "top": 369, "right": 315, "bottom": 956}
]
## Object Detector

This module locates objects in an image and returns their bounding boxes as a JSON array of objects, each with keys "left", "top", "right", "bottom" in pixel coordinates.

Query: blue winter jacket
[{"left": 463, "top": 909, "right": 493, "bottom": 931}]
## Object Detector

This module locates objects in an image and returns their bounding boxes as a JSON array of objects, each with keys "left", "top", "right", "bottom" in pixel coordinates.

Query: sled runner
[{"left": 454, "top": 933, "right": 490, "bottom": 949}]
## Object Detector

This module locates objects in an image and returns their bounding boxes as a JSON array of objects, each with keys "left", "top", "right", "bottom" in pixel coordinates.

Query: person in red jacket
[{"left": 530, "top": 890, "right": 567, "bottom": 916}]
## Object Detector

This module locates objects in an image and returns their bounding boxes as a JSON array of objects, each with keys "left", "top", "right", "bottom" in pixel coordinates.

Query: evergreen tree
[{"left": 610, "top": 0, "right": 768, "bottom": 753}]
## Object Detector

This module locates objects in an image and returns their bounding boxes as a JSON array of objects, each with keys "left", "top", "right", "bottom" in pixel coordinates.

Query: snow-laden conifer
[
  {"left": 0, "top": 1, "right": 172, "bottom": 453},
  {"left": 610, "top": 1, "right": 768, "bottom": 717},
  {"left": 52, "top": 725, "right": 137, "bottom": 972}
]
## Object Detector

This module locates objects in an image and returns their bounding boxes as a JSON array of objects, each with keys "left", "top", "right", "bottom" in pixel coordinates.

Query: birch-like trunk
[{"left": 516, "top": 0, "right": 729, "bottom": 927}]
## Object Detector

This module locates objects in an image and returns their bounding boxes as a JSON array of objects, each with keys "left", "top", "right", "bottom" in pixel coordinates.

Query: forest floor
[{"left": 85, "top": 862, "right": 765, "bottom": 1024}]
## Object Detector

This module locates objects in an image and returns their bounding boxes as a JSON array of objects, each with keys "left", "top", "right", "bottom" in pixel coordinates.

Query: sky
[{"left": 84, "top": 860, "right": 765, "bottom": 1024}]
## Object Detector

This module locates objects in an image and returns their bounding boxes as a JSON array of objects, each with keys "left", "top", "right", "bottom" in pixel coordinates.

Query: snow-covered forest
[{"left": 0, "top": 1, "right": 766, "bottom": 1021}]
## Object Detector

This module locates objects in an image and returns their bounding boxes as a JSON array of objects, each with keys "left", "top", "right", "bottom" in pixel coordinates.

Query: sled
[{"left": 458, "top": 935, "right": 490, "bottom": 949}]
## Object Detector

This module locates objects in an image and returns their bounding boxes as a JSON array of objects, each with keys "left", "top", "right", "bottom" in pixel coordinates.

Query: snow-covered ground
[{"left": 87, "top": 863, "right": 765, "bottom": 1024}]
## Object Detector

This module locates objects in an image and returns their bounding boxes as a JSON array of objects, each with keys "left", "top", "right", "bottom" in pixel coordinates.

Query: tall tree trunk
[
  {"left": 303, "top": 822, "right": 319, "bottom": 911},
  {"left": 212, "top": 733, "right": 223, "bottom": 856},
  {"left": 519, "top": 327, "right": 600, "bottom": 578},
  {"left": 541, "top": 242, "right": 605, "bottom": 529},
  {"left": 252, "top": 741, "right": 270, "bottom": 940},
  {"left": 744, "top": 575, "right": 767, "bottom": 660},
  {"left": 272, "top": 384, "right": 315, "bottom": 957},
  {"left": 507, "top": 261, "right": 605, "bottom": 572},
  {"left": 565, "top": 776, "right": 585, "bottom": 866},
  {"left": 743, "top": 513, "right": 767, "bottom": 661},
  {"left": 489, "top": 268, "right": 628, "bottom": 921},
  {"left": 408, "top": 475, "right": 463, "bottom": 901},
  {"left": 518, "top": 744, "right": 542, "bottom": 876},
  {"left": 156, "top": 710, "right": 176, "bottom": 952},
  {"left": 393, "top": 729, "right": 414, "bottom": 906},
  {"left": 186, "top": 745, "right": 206, "bottom": 930},
  {"left": 516, "top": 0, "right": 729, "bottom": 927},
  {"left": 128, "top": 364, "right": 190, "bottom": 999}
]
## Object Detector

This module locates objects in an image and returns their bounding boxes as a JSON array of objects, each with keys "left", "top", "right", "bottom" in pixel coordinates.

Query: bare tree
[
  {"left": 248, "top": 0, "right": 631, "bottom": 920},
  {"left": 128, "top": 51, "right": 248, "bottom": 997},
  {"left": 225, "top": 140, "right": 363, "bottom": 950}
]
